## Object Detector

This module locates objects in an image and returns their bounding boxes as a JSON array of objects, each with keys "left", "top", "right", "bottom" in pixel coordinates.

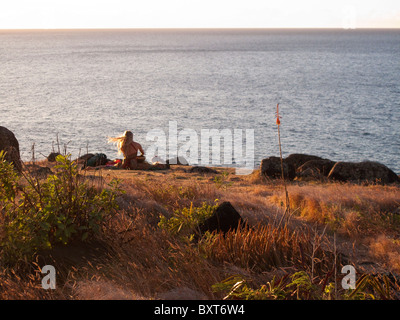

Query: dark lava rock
[
  {"left": 260, "top": 156, "right": 290, "bottom": 179},
  {"left": 296, "top": 159, "right": 336, "bottom": 180},
  {"left": 198, "top": 201, "right": 244, "bottom": 234},
  {"left": 0, "top": 126, "right": 22, "bottom": 172},
  {"left": 47, "top": 152, "right": 62, "bottom": 162},
  {"left": 260, "top": 154, "right": 324, "bottom": 180},
  {"left": 328, "top": 161, "right": 400, "bottom": 184},
  {"left": 189, "top": 166, "right": 218, "bottom": 174},
  {"left": 284, "top": 154, "right": 324, "bottom": 179}
]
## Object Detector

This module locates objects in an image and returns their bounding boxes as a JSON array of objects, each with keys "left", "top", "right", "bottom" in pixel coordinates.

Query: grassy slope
[{"left": 1, "top": 164, "right": 400, "bottom": 299}]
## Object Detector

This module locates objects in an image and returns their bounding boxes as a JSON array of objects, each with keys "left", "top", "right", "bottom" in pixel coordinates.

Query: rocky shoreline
[
  {"left": 1, "top": 126, "right": 399, "bottom": 185},
  {"left": 260, "top": 153, "right": 400, "bottom": 184}
]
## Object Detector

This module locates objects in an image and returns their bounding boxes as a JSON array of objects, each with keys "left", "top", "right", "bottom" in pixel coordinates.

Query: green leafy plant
[
  {"left": 286, "top": 271, "right": 317, "bottom": 300},
  {"left": 214, "top": 272, "right": 398, "bottom": 300},
  {"left": 323, "top": 282, "right": 336, "bottom": 300},
  {"left": 213, "top": 172, "right": 232, "bottom": 190},
  {"left": 212, "top": 275, "right": 289, "bottom": 300},
  {"left": 213, "top": 272, "right": 319, "bottom": 300},
  {"left": 345, "top": 274, "right": 393, "bottom": 300},
  {"left": 0, "top": 150, "right": 19, "bottom": 210},
  {"left": 158, "top": 200, "right": 218, "bottom": 236},
  {"left": 0, "top": 154, "right": 123, "bottom": 265},
  {"left": 213, "top": 271, "right": 328, "bottom": 300}
]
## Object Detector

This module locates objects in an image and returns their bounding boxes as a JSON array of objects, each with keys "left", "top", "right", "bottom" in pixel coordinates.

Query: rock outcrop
[
  {"left": 284, "top": 154, "right": 324, "bottom": 179},
  {"left": 0, "top": 126, "right": 22, "bottom": 172},
  {"left": 260, "top": 153, "right": 399, "bottom": 184},
  {"left": 189, "top": 166, "right": 218, "bottom": 174},
  {"left": 260, "top": 156, "right": 290, "bottom": 179},
  {"left": 198, "top": 201, "right": 244, "bottom": 234},
  {"left": 260, "top": 154, "right": 324, "bottom": 180},
  {"left": 296, "top": 159, "right": 336, "bottom": 180},
  {"left": 47, "top": 152, "right": 62, "bottom": 162},
  {"left": 328, "top": 161, "right": 400, "bottom": 184}
]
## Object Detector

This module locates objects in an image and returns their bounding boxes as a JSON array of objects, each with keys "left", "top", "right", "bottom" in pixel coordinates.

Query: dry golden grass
[
  {"left": 368, "top": 235, "right": 400, "bottom": 272},
  {"left": 0, "top": 266, "right": 66, "bottom": 300},
  {"left": 269, "top": 183, "right": 400, "bottom": 236},
  {"left": 199, "top": 223, "right": 335, "bottom": 276},
  {"left": 1, "top": 163, "right": 400, "bottom": 299},
  {"left": 74, "top": 208, "right": 226, "bottom": 299},
  {"left": 267, "top": 181, "right": 400, "bottom": 276}
]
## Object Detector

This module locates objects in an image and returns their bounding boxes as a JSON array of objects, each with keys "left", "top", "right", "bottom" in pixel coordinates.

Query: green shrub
[
  {"left": 213, "top": 272, "right": 398, "bottom": 300},
  {"left": 0, "top": 153, "right": 123, "bottom": 265},
  {"left": 213, "top": 172, "right": 232, "bottom": 190},
  {"left": 158, "top": 200, "right": 218, "bottom": 236},
  {"left": 213, "top": 272, "right": 321, "bottom": 300},
  {"left": 0, "top": 150, "right": 19, "bottom": 209},
  {"left": 212, "top": 275, "right": 288, "bottom": 300}
]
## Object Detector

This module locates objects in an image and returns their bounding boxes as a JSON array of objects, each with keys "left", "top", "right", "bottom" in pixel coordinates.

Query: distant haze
[{"left": 0, "top": 0, "right": 399, "bottom": 29}]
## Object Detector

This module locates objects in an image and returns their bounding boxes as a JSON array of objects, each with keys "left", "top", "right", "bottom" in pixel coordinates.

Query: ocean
[{"left": 1, "top": 29, "right": 399, "bottom": 173}]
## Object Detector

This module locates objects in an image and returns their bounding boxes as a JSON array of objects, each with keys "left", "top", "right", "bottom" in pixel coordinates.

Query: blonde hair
[{"left": 108, "top": 130, "right": 133, "bottom": 156}]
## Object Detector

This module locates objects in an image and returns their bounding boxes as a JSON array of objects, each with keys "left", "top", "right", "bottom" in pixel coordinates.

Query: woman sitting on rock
[{"left": 108, "top": 130, "right": 145, "bottom": 169}]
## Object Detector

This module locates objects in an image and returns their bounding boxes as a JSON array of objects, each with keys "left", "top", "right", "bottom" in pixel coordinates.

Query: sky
[{"left": 0, "top": 0, "right": 399, "bottom": 29}]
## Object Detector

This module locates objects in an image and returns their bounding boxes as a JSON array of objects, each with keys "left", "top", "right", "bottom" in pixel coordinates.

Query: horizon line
[{"left": 1, "top": 26, "right": 400, "bottom": 32}]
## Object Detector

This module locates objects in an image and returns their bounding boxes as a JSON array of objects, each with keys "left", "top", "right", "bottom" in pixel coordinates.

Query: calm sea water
[{"left": 1, "top": 29, "right": 399, "bottom": 173}]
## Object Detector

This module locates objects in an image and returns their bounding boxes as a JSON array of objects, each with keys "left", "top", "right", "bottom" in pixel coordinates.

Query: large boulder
[
  {"left": 47, "top": 152, "right": 62, "bottom": 162},
  {"left": 284, "top": 154, "right": 324, "bottom": 179},
  {"left": 0, "top": 126, "right": 22, "bottom": 172},
  {"left": 198, "top": 201, "right": 244, "bottom": 234},
  {"left": 260, "top": 156, "right": 290, "bottom": 179},
  {"left": 296, "top": 159, "right": 336, "bottom": 180},
  {"left": 260, "top": 154, "right": 325, "bottom": 180},
  {"left": 189, "top": 166, "right": 218, "bottom": 174},
  {"left": 328, "top": 161, "right": 400, "bottom": 184}
]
